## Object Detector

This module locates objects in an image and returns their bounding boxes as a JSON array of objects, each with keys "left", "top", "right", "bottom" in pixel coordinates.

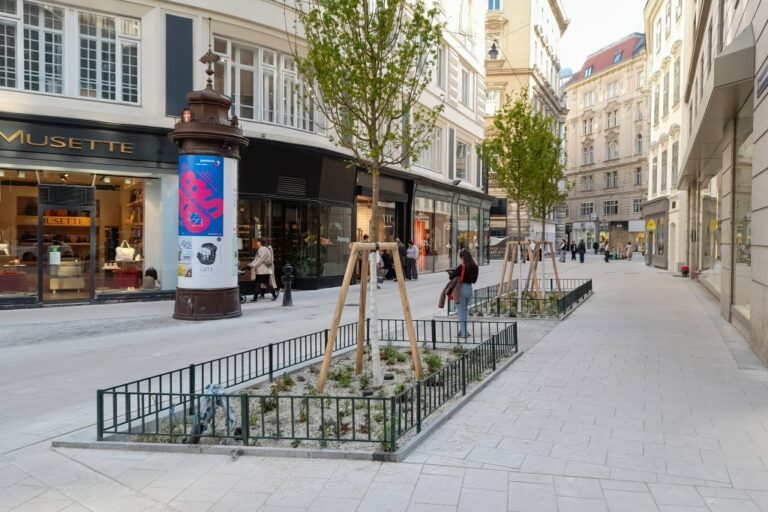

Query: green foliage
[
  {"left": 381, "top": 345, "right": 407, "bottom": 365},
  {"left": 330, "top": 365, "right": 354, "bottom": 388},
  {"left": 359, "top": 372, "right": 372, "bottom": 390},
  {"left": 424, "top": 353, "right": 442, "bottom": 374},
  {"left": 271, "top": 375, "right": 294, "bottom": 393},
  {"left": 293, "top": 0, "right": 443, "bottom": 238},
  {"left": 451, "top": 344, "right": 466, "bottom": 357}
]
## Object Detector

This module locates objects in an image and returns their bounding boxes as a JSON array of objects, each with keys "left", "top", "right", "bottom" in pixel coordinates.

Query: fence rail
[
  {"left": 98, "top": 319, "right": 518, "bottom": 451},
  {"left": 448, "top": 279, "right": 593, "bottom": 319}
]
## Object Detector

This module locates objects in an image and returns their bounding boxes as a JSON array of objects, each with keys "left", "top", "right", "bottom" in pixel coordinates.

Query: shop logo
[
  {"left": 0, "top": 129, "right": 133, "bottom": 153},
  {"left": 196, "top": 243, "right": 218, "bottom": 265}
]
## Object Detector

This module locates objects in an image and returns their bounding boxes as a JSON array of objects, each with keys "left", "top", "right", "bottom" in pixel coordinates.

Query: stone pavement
[{"left": 3, "top": 253, "right": 768, "bottom": 511}]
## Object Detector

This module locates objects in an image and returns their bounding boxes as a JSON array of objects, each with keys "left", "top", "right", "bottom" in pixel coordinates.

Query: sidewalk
[{"left": 3, "top": 255, "right": 768, "bottom": 511}]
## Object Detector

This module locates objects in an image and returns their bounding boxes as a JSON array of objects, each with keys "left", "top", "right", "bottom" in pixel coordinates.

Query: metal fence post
[
  {"left": 513, "top": 323, "right": 518, "bottom": 352},
  {"left": 366, "top": 320, "right": 370, "bottom": 344},
  {"left": 96, "top": 390, "right": 104, "bottom": 441},
  {"left": 188, "top": 364, "right": 196, "bottom": 415},
  {"left": 268, "top": 343, "right": 274, "bottom": 382},
  {"left": 431, "top": 319, "right": 437, "bottom": 350},
  {"left": 491, "top": 335, "right": 497, "bottom": 371},
  {"left": 461, "top": 356, "right": 466, "bottom": 396},
  {"left": 390, "top": 397, "right": 397, "bottom": 452},
  {"left": 496, "top": 296, "right": 501, "bottom": 316},
  {"left": 240, "top": 394, "right": 249, "bottom": 446},
  {"left": 416, "top": 381, "right": 422, "bottom": 433}
]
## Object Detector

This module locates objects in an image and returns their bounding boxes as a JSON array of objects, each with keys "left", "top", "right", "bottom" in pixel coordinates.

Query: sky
[{"left": 559, "top": 0, "right": 646, "bottom": 74}]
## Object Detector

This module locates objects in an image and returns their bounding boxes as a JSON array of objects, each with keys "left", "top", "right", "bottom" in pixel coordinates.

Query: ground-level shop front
[
  {"left": 643, "top": 197, "right": 669, "bottom": 269},
  {"left": 0, "top": 115, "right": 179, "bottom": 306}
]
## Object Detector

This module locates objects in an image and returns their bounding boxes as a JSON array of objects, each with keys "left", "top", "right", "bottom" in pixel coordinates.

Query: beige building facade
[
  {"left": 679, "top": 0, "right": 768, "bottom": 361},
  {"left": 563, "top": 34, "right": 651, "bottom": 251},
  {"left": 484, "top": 0, "right": 568, "bottom": 246},
  {"left": 643, "top": 0, "right": 689, "bottom": 271}
]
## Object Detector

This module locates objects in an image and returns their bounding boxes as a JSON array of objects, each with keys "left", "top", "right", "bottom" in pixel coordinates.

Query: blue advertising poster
[{"left": 178, "top": 155, "right": 224, "bottom": 237}]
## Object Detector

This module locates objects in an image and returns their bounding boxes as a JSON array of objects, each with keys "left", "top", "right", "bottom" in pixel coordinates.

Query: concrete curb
[{"left": 52, "top": 350, "right": 525, "bottom": 462}]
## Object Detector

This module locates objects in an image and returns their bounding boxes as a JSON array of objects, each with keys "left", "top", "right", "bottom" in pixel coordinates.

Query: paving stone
[
  {"left": 603, "top": 489, "right": 660, "bottom": 511},
  {"left": 457, "top": 488, "right": 506, "bottom": 512},
  {"left": 461, "top": 469, "right": 508, "bottom": 491},
  {"left": 507, "top": 482, "right": 557, "bottom": 512},
  {"left": 558, "top": 496, "right": 609, "bottom": 512},
  {"left": 648, "top": 483, "right": 706, "bottom": 507},
  {"left": 554, "top": 476, "right": 605, "bottom": 499},
  {"left": 411, "top": 475, "right": 463, "bottom": 506}
]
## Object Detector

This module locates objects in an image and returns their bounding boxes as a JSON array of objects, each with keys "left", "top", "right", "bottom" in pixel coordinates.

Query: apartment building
[
  {"left": 679, "top": 0, "right": 768, "bottom": 361},
  {"left": 0, "top": 0, "right": 489, "bottom": 306},
  {"left": 484, "top": 0, "right": 568, "bottom": 246},
  {"left": 643, "top": 0, "right": 689, "bottom": 270},
  {"left": 563, "top": 34, "right": 650, "bottom": 250}
]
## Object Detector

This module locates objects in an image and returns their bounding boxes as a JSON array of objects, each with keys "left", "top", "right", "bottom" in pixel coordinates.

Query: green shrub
[{"left": 424, "top": 354, "right": 442, "bottom": 374}]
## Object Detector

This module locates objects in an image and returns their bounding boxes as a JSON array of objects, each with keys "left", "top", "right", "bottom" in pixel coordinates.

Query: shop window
[
  {"left": 319, "top": 205, "right": 352, "bottom": 278},
  {"left": 699, "top": 176, "right": 721, "bottom": 294},
  {"left": 733, "top": 104, "right": 753, "bottom": 314},
  {"left": 0, "top": 2, "right": 139, "bottom": 102}
]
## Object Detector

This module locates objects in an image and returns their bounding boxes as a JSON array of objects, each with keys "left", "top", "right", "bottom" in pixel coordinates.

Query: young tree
[
  {"left": 291, "top": 0, "right": 443, "bottom": 391},
  {"left": 525, "top": 112, "right": 566, "bottom": 298},
  {"left": 292, "top": 0, "right": 443, "bottom": 242}
]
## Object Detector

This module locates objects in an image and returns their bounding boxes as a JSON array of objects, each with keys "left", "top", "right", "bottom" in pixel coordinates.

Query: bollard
[{"left": 281, "top": 262, "right": 294, "bottom": 306}]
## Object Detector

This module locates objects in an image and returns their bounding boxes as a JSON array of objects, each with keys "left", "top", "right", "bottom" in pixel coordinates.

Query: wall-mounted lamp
[
  {"left": 17, "top": 171, "right": 26, "bottom": 179},
  {"left": 488, "top": 41, "right": 499, "bottom": 60},
  {"left": 181, "top": 108, "right": 192, "bottom": 123},
  {"left": 103, "top": 176, "right": 111, "bottom": 184},
  {"left": 125, "top": 178, "right": 132, "bottom": 185},
  {"left": 0, "top": 170, "right": 5, "bottom": 177}
]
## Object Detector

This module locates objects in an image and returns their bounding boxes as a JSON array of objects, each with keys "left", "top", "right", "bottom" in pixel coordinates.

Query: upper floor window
[
  {"left": 459, "top": 66, "right": 472, "bottom": 108},
  {"left": 662, "top": 71, "right": 670, "bottom": 115},
  {"left": 582, "top": 145, "right": 594, "bottom": 165},
  {"left": 673, "top": 57, "right": 680, "bottom": 106},
  {"left": 580, "top": 202, "right": 594, "bottom": 217},
  {"left": 583, "top": 90, "right": 596, "bottom": 107},
  {"left": 607, "top": 81, "right": 620, "bottom": 99},
  {"left": 675, "top": 0, "right": 682, "bottom": 19},
  {"left": 0, "top": 1, "right": 140, "bottom": 103},
  {"left": 652, "top": 156, "right": 658, "bottom": 193},
  {"left": 607, "top": 110, "right": 618, "bottom": 128},
  {"left": 661, "top": 149, "right": 668, "bottom": 191},
  {"left": 606, "top": 140, "right": 619, "bottom": 160},
  {"left": 603, "top": 199, "right": 619, "bottom": 216},
  {"left": 613, "top": 51, "right": 623, "bottom": 64},
  {"left": 636, "top": 134, "right": 643, "bottom": 154},
  {"left": 637, "top": 70, "right": 645, "bottom": 88},
  {"left": 653, "top": 85, "right": 660, "bottom": 124},
  {"left": 655, "top": 19, "right": 662, "bottom": 52},
  {"left": 633, "top": 198, "right": 643, "bottom": 213},
  {"left": 636, "top": 102, "right": 643, "bottom": 121},
  {"left": 434, "top": 45, "right": 446, "bottom": 90},
  {"left": 671, "top": 141, "right": 679, "bottom": 187},
  {"left": 455, "top": 139, "right": 470, "bottom": 180},
  {"left": 605, "top": 171, "right": 618, "bottom": 188},
  {"left": 584, "top": 65, "right": 593, "bottom": 78},
  {"left": 583, "top": 117, "right": 593, "bottom": 135},
  {"left": 417, "top": 127, "right": 442, "bottom": 173},
  {"left": 665, "top": 1, "right": 672, "bottom": 37},
  {"left": 214, "top": 37, "right": 319, "bottom": 132},
  {"left": 634, "top": 167, "right": 642, "bottom": 186},
  {"left": 485, "top": 89, "right": 500, "bottom": 115},
  {"left": 487, "top": 0, "right": 501, "bottom": 10},
  {"left": 581, "top": 175, "right": 593, "bottom": 191}
]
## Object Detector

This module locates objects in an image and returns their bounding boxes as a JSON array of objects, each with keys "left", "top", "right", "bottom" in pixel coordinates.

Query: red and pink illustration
[{"left": 178, "top": 155, "right": 224, "bottom": 237}]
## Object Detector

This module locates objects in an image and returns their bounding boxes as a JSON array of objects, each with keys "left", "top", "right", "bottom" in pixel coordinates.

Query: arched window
[{"left": 636, "top": 134, "right": 643, "bottom": 154}]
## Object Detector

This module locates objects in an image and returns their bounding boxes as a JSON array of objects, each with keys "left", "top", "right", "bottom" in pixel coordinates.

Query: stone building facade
[{"left": 563, "top": 34, "right": 651, "bottom": 252}]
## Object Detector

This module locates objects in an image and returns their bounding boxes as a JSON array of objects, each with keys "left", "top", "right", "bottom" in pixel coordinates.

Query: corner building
[
  {"left": 563, "top": 34, "right": 650, "bottom": 251},
  {"left": 679, "top": 0, "right": 768, "bottom": 361},
  {"left": 0, "top": 0, "right": 490, "bottom": 307}
]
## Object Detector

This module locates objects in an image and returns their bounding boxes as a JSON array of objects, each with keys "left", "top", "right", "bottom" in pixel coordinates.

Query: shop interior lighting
[
  {"left": 125, "top": 178, "right": 132, "bottom": 185},
  {"left": 17, "top": 171, "right": 26, "bottom": 178},
  {"left": 103, "top": 177, "right": 111, "bottom": 183},
  {"left": 0, "top": 170, "right": 4, "bottom": 177}
]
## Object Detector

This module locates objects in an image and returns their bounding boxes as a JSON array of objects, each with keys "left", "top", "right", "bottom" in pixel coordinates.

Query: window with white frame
[
  {"left": 653, "top": 84, "right": 660, "bottom": 123},
  {"left": 487, "top": 0, "right": 501, "bottom": 10},
  {"left": 655, "top": 18, "right": 661, "bottom": 52},
  {"left": 636, "top": 133, "right": 643, "bottom": 153},
  {"left": 584, "top": 65, "right": 593, "bottom": 78},
  {"left": 606, "top": 140, "right": 618, "bottom": 160},
  {"left": 455, "top": 139, "right": 470, "bottom": 180},
  {"left": 603, "top": 199, "right": 618, "bottom": 215},
  {"left": 607, "top": 80, "right": 620, "bottom": 99},
  {"left": 661, "top": 149, "right": 668, "bottom": 191},
  {"left": 485, "top": 89, "right": 500, "bottom": 115},
  {"left": 459, "top": 66, "right": 472, "bottom": 107},
  {"left": 676, "top": 0, "right": 682, "bottom": 19},
  {"left": 583, "top": 117, "right": 593, "bottom": 135},
  {"left": 634, "top": 167, "right": 642, "bottom": 186},
  {"left": 671, "top": 141, "right": 679, "bottom": 186},
  {"left": 637, "top": 70, "right": 645, "bottom": 88},
  {"left": 582, "top": 145, "right": 594, "bottom": 164},
  {"left": 607, "top": 109, "right": 618, "bottom": 128},
  {"left": 583, "top": 89, "right": 596, "bottom": 107},
  {"left": 636, "top": 103, "right": 643, "bottom": 120},
  {"left": 581, "top": 175, "right": 593, "bottom": 191},
  {"left": 605, "top": 171, "right": 618, "bottom": 188},
  {"left": 632, "top": 198, "right": 642, "bottom": 213},
  {"left": 652, "top": 156, "right": 658, "bottom": 193},
  {"left": 662, "top": 71, "right": 669, "bottom": 115},
  {"left": 580, "top": 202, "right": 593, "bottom": 217},
  {"left": 214, "top": 37, "right": 319, "bottom": 133},
  {"left": 417, "top": 127, "right": 442, "bottom": 172},
  {"left": 0, "top": 1, "right": 140, "bottom": 102},
  {"left": 665, "top": 1, "right": 672, "bottom": 37},
  {"left": 434, "top": 45, "right": 446, "bottom": 90},
  {"left": 673, "top": 57, "right": 680, "bottom": 106}
]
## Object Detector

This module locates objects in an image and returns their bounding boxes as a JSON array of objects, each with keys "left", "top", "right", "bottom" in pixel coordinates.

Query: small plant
[
  {"left": 424, "top": 353, "right": 442, "bottom": 374},
  {"left": 451, "top": 344, "right": 466, "bottom": 357},
  {"left": 394, "top": 383, "right": 406, "bottom": 395},
  {"left": 358, "top": 422, "right": 370, "bottom": 434},
  {"left": 271, "top": 375, "right": 294, "bottom": 393},
  {"left": 291, "top": 439, "right": 301, "bottom": 448},
  {"left": 381, "top": 345, "right": 406, "bottom": 364},
  {"left": 330, "top": 365, "right": 354, "bottom": 388},
  {"left": 359, "top": 372, "right": 371, "bottom": 390}
]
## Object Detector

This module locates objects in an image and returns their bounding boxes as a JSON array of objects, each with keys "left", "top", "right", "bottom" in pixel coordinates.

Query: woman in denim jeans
[{"left": 448, "top": 249, "right": 479, "bottom": 338}]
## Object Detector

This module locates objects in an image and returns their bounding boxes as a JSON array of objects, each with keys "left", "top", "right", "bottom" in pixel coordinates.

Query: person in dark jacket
[
  {"left": 571, "top": 242, "right": 577, "bottom": 261},
  {"left": 578, "top": 240, "right": 586, "bottom": 264},
  {"left": 448, "top": 249, "right": 479, "bottom": 338},
  {"left": 381, "top": 250, "right": 395, "bottom": 280},
  {"left": 604, "top": 242, "right": 611, "bottom": 263},
  {"left": 593, "top": 241, "right": 599, "bottom": 255},
  {"left": 395, "top": 237, "right": 407, "bottom": 273}
]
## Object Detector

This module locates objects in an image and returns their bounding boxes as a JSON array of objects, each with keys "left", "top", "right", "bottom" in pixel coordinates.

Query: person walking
[
  {"left": 448, "top": 249, "right": 479, "bottom": 338},
  {"left": 593, "top": 241, "right": 599, "bottom": 255},
  {"left": 626, "top": 242, "right": 633, "bottom": 261},
  {"left": 604, "top": 242, "right": 611, "bottom": 263},
  {"left": 395, "top": 237, "right": 407, "bottom": 272},
  {"left": 405, "top": 241, "right": 419, "bottom": 280},
  {"left": 571, "top": 242, "right": 577, "bottom": 261},
  {"left": 578, "top": 239, "right": 586, "bottom": 263},
  {"left": 247, "top": 237, "right": 278, "bottom": 301},
  {"left": 559, "top": 239, "right": 567, "bottom": 262}
]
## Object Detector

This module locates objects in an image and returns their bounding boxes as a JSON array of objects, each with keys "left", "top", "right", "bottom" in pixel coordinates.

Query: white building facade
[{"left": 0, "top": 0, "right": 489, "bottom": 306}]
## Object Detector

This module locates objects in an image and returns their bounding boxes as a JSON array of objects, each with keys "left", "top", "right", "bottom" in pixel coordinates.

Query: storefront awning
[{"left": 679, "top": 26, "right": 755, "bottom": 188}]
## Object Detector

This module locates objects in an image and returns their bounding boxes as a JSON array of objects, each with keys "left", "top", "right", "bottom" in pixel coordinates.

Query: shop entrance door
[{"left": 37, "top": 185, "right": 96, "bottom": 303}]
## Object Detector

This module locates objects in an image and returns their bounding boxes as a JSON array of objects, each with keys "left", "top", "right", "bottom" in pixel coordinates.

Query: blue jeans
[{"left": 457, "top": 283, "right": 473, "bottom": 337}]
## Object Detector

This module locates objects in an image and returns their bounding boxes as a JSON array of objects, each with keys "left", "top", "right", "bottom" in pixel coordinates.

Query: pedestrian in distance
[
  {"left": 447, "top": 249, "right": 479, "bottom": 338},
  {"left": 571, "top": 242, "right": 577, "bottom": 261},
  {"left": 578, "top": 239, "right": 586, "bottom": 264},
  {"left": 604, "top": 242, "right": 611, "bottom": 263},
  {"left": 248, "top": 237, "right": 278, "bottom": 301},
  {"left": 395, "top": 237, "right": 407, "bottom": 272},
  {"left": 593, "top": 240, "right": 599, "bottom": 255},
  {"left": 381, "top": 249, "right": 395, "bottom": 280},
  {"left": 405, "top": 240, "right": 419, "bottom": 280},
  {"left": 559, "top": 239, "right": 568, "bottom": 262},
  {"left": 626, "top": 242, "right": 633, "bottom": 261}
]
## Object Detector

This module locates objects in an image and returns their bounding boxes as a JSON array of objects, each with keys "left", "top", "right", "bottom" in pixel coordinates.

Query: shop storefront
[
  {"left": 642, "top": 197, "right": 669, "bottom": 268},
  {"left": 0, "top": 114, "right": 178, "bottom": 306}
]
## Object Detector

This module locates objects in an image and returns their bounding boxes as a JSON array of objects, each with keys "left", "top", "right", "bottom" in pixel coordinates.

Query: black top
[
  {"left": 397, "top": 243, "right": 407, "bottom": 258},
  {"left": 449, "top": 263, "right": 478, "bottom": 284}
]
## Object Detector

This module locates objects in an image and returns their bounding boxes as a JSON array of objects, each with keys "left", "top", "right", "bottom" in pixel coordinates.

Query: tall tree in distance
[{"left": 292, "top": 0, "right": 443, "bottom": 241}]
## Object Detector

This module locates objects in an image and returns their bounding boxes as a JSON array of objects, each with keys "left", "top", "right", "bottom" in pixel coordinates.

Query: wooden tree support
[
  {"left": 317, "top": 242, "right": 423, "bottom": 393},
  {"left": 497, "top": 240, "right": 534, "bottom": 298},
  {"left": 527, "top": 241, "right": 562, "bottom": 306}
]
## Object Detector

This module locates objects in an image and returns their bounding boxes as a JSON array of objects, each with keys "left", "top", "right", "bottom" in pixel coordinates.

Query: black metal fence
[
  {"left": 98, "top": 319, "right": 518, "bottom": 451},
  {"left": 447, "top": 279, "right": 593, "bottom": 319}
]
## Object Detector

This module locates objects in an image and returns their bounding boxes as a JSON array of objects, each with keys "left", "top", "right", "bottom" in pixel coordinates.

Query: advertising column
[{"left": 169, "top": 49, "right": 248, "bottom": 320}]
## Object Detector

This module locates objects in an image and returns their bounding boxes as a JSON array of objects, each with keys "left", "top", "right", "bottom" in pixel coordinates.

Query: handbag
[
  {"left": 446, "top": 265, "right": 465, "bottom": 303},
  {"left": 115, "top": 240, "right": 136, "bottom": 262}
]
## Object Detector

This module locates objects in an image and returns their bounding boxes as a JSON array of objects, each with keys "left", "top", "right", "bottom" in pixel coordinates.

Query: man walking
[
  {"left": 578, "top": 239, "right": 586, "bottom": 264},
  {"left": 593, "top": 240, "right": 599, "bottom": 255},
  {"left": 559, "top": 239, "right": 567, "bottom": 262}
]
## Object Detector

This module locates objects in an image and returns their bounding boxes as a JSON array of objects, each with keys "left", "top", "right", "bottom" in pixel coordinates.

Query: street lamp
[{"left": 488, "top": 41, "right": 499, "bottom": 60}]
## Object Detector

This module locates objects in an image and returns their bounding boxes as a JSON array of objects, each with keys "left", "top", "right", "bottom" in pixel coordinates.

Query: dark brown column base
[{"left": 174, "top": 287, "right": 242, "bottom": 320}]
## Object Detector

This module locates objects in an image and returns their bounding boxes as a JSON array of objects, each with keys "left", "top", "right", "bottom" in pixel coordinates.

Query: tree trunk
[
  {"left": 370, "top": 172, "right": 380, "bottom": 241},
  {"left": 368, "top": 253, "right": 384, "bottom": 388},
  {"left": 541, "top": 214, "right": 547, "bottom": 300},
  {"left": 516, "top": 198, "right": 523, "bottom": 314}
]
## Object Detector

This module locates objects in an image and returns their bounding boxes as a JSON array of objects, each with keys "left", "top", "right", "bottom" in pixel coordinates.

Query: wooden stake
[
  {"left": 548, "top": 242, "right": 562, "bottom": 292},
  {"left": 392, "top": 251, "right": 423, "bottom": 380},
  {"left": 317, "top": 245, "right": 359, "bottom": 393},
  {"left": 498, "top": 243, "right": 510, "bottom": 297},
  {"left": 355, "top": 250, "right": 369, "bottom": 375}
]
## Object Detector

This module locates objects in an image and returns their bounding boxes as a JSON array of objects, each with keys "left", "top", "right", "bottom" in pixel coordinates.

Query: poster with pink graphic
[{"left": 178, "top": 155, "right": 224, "bottom": 237}]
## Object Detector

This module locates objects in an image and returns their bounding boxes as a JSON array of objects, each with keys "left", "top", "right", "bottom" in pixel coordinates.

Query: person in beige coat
[{"left": 248, "top": 238, "right": 278, "bottom": 301}]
